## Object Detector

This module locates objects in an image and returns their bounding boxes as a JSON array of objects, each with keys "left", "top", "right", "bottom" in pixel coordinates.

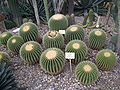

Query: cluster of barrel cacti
[{"left": 0, "top": 13, "right": 118, "bottom": 86}]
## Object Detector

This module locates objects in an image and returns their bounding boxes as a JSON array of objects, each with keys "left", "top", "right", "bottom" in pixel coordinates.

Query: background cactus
[
  {"left": 88, "top": 29, "right": 107, "bottom": 50},
  {"left": 0, "top": 32, "right": 13, "bottom": 46},
  {"left": 75, "top": 61, "right": 99, "bottom": 85},
  {"left": 20, "top": 41, "right": 42, "bottom": 64},
  {"left": 43, "top": 31, "right": 64, "bottom": 49},
  {"left": 7, "top": 35, "right": 24, "bottom": 53},
  {"left": 0, "top": 52, "right": 10, "bottom": 64},
  {"left": 48, "top": 14, "right": 68, "bottom": 31},
  {"left": 88, "top": 9, "right": 94, "bottom": 26},
  {"left": 40, "top": 48, "right": 65, "bottom": 75},
  {"left": 19, "top": 22, "right": 38, "bottom": 42},
  {"left": 65, "top": 25, "right": 85, "bottom": 42},
  {"left": 96, "top": 49, "right": 117, "bottom": 70},
  {"left": 65, "top": 40, "right": 88, "bottom": 64}
]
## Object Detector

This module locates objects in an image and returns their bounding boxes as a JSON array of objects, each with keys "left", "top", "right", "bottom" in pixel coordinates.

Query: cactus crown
[
  {"left": 48, "top": 31, "right": 58, "bottom": 38},
  {"left": 72, "top": 43, "right": 80, "bottom": 49},
  {"left": 83, "top": 65, "right": 92, "bottom": 72},
  {"left": 94, "top": 30, "right": 102, "bottom": 36},
  {"left": 52, "top": 14, "right": 63, "bottom": 20},
  {"left": 104, "top": 52, "right": 111, "bottom": 57},
  {"left": 1, "top": 33, "right": 7, "bottom": 37},
  {"left": 45, "top": 50, "right": 57, "bottom": 59},
  {"left": 22, "top": 25, "right": 30, "bottom": 32},
  {"left": 25, "top": 43, "right": 34, "bottom": 51},
  {"left": 11, "top": 39, "right": 16, "bottom": 43},
  {"left": 70, "top": 27, "right": 78, "bottom": 32}
]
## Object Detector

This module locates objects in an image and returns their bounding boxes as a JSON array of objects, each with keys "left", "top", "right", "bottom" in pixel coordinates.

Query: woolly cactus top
[
  {"left": 104, "top": 52, "right": 111, "bottom": 57},
  {"left": 25, "top": 43, "right": 34, "bottom": 51},
  {"left": 48, "top": 31, "right": 58, "bottom": 38},
  {"left": 22, "top": 25, "right": 30, "bottom": 32},
  {"left": 52, "top": 14, "right": 64, "bottom": 20},
  {"left": 94, "top": 30, "right": 102, "bottom": 36},
  {"left": 1, "top": 33, "right": 7, "bottom": 38},
  {"left": 83, "top": 64, "right": 92, "bottom": 72},
  {"left": 70, "top": 27, "right": 78, "bottom": 32},
  {"left": 72, "top": 43, "right": 80, "bottom": 49},
  {"left": 45, "top": 50, "right": 57, "bottom": 60}
]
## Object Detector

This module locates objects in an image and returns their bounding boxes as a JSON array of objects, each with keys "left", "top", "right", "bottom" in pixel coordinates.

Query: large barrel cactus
[
  {"left": 75, "top": 61, "right": 99, "bottom": 85},
  {"left": 0, "top": 32, "right": 13, "bottom": 46},
  {"left": 0, "top": 52, "right": 10, "bottom": 64},
  {"left": 19, "top": 22, "right": 38, "bottom": 42},
  {"left": 88, "top": 29, "right": 107, "bottom": 50},
  {"left": 65, "top": 40, "right": 88, "bottom": 64},
  {"left": 7, "top": 35, "right": 24, "bottom": 53},
  {"left": 65, "top": 25, "right": 85, "bottom": 42},
  {"left": 43, "top": 31, "right": 64, "bottom": 49},
  {"left": 20, "top": 41, "right": 42, "bottom": 64},
  {"left": 48, "top": 14, "right": 68, "bottom": 31},
  {"left": 40, "top": 48, "right": 65, "bottom": 75},
  {"left": 96, "top": 49, "right": 117, "bottom": 70}
]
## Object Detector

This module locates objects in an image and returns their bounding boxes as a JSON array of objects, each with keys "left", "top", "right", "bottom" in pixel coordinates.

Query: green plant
[
  {"left": 20, "top": 41, "right": 42, "bottom": 64},
  {"left": 7, "top": 35, "right": 24, "bottom": 53},
  {"left": 48, "top": 14, "right": 68, "bottom": 31},
  {"left": 43, "top": 31, "right": 64, "bottom": 49},
  {"left": 75, "top": 61, "right": 99, "bottom": 85},
  {"left": 0, "top": 32, "right": 13, "bottom": 46},
  {"left": 65, "top": 40, "right": 88, "bottom": 64},
  {"left": 4, "top": 20, "right": 17, "bottom": 30},
  {"left": 0, "top": 62, "right": 17, "bottom": 90},
  {"left": 88, "top": 9, "right": 94, "bottom": 26},
  {"left": 19, "top": 22, "right": 38, "bottom": 42},
  {"left": 88, "top": 29, "right": 107, "bottom": 50},
  {"left": 0, "top": 52, "right": 10, "bottom": 64},
  {"left": 65, "top": 25, "right": 85, "bottom": 42},
  {"left": 96, "top": 49, "right": 117, "bottom": 70},
  {"left": 40, "top": 48, "right": 65, "bottom": 75}
]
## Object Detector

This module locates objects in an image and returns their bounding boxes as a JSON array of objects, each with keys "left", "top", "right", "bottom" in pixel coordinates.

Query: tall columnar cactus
[
  {"left": 20, "top": 41, "right": 42, "bottom": 64},
  {"left": 48, "top": 14, "right": 68, "bottom": 31},
  {"left": 88, "top": 9, "right": 94, "bottom": 26},
  {"left": 40, "top": 48, "right": 65, "bottom": 75},
  {"left": 0, "top": 32, "right": 13, "bottom": 46},
  {"left": 83, "top": 11, "right": 88, "bottom": 25},
  {"left": 65, "top": 25, "right": 85, "bottom": 42},
  {"left": 7, "top": 35, "right": 24, "bottom": 53},
  {"left": 43, "top": 31, "right": 64, "bottom": 49},
  {"left": 88, "top": 29, "right": 107, "bottom": 50},
  {"left": 19, "top": 22, "right": 38, "bottom": 42},
  {"left": 0, "top": 52, "right": 10, "bottom": 64},
  {"left": 75, "top": 61, "right": 99, "bottom": 85},
  {"left": 96, "top": 49, "right": 117, "bottom": 70},
  {"left": 65, "top": 40, "right": 88, "bottom": 64}
]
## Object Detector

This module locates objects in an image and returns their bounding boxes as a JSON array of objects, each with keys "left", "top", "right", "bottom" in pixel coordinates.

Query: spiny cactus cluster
[{"left": 0, "top": 52, "right": 10, "bottom": 64}]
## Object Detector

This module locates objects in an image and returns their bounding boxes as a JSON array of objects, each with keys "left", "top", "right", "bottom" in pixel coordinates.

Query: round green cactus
[
  {"left": 96, "top": 49, "right": 117, "bottom": 70},
  {"left": 20, "top": 41, "right": 42, "bottom": 64},
  {"left": 48, "top": 14, "right": 68, "bottom": 31},
  {"left": 43, "top": 31, "right": 64, "bottom": 49},
  {"left": 65, "top": 25, "right": 84, "bottom": 42},
  {"left": 0, "top": 32, "right": 13, "bottom": 46},
  {"left": 65, "top": 40, "right": 88, "bottom": 64},
  {"left": 88, "top": 29, "right": 107, "bottom": 50},
  {"left": 40, "top": 48, "right": 65, "bottom": 75},
  {"left": 7, "top": 35, "right": 24, "bottom": 53},
  {"left": 75, "top": 61, "right": 99, "bottom": 85},
  {"left": 0, "top": 52, "right": 10, "bottom": 64},
  {"left": 19, "top": 22, "right": 38, "bottom": 42}
]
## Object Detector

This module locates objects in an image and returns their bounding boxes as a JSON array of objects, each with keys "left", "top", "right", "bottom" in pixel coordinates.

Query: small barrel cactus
[
  {"left": 0, "top": 52, "right": 10, "bottom": 64},
  {"left": 0, "top": 32, "right": 13, "bottom": 46},
  {"left": 88, "top": 29, "right": 107, "bottom": 50},
  {"left": 75, "top": 61, "right": 99, "bottom": 85},
  {"left": 7, "top": 35, "right": 24, "bottom": 53},
  {"left": 19, "top": 22, "right": 38, "bottom": 42},
  {"left": 96, "top": 49, "right": 117, "bottom": 70},
  {"left": 48, "top": 14, "right": 68, "bottom": 31},
  {"left": 20, "top": 41, "right": 42, "bottom": 64},
  {"left": 65, "top": 40, "right": 88, "bottom": 64},
  {"left": 40, "top": 48, "right": 65, "bottom": 75},
  {"left": 43, "top": 31, "right": 64, "bottom": 49},
  {"left": 65, "top": 25, "right": 84, "bottom": 42}
]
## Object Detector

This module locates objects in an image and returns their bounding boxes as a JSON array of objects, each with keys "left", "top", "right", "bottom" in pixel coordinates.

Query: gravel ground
[{"left": 0, "top": 16, "right": 120, "bottom": 90}]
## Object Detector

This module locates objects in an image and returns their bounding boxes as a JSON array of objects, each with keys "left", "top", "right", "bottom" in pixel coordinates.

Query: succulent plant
[
  {"left": 20, "top": 41, "right": 42, "bottom": 64},
  {"left": 0, "top": 52, "right": 10, "bottom": 64},
  {"left": 19, "top": 22, "right": 38, "bottom": 42},
  {"left": 40, "top": 48, "right": 65, "bottom": 75},
  {"left": 65, "top": 25, "right": 85, "bottom": 42},
  {"left": 48, "top": 14, "right": 68, "bottom": 31},
  {"left": 0, "top": 32, "right": 13, "bottom": 46},
  {"left": 0, "top": 62, "right": 17, "bottom": 90},
  {"left": 88, "top": 29, "right": 107, "bottom": 50},
  {"left": 65, "top": 40, "right": 88, "bottom": 64},
  {"left": 75, "top": 61, "right": 99, "bottom": 85},
  {"left": 7, "top": 35, "right": 24, "bottom": 53},
  {"left": 88, "top": 9, "right": 94, "bottom": 26},
  {"left": 96, "top": 49, "right": 117, "bottom": 70},
  {"left": 43, "top": 31, "right": 64, "bottom": 49}
]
